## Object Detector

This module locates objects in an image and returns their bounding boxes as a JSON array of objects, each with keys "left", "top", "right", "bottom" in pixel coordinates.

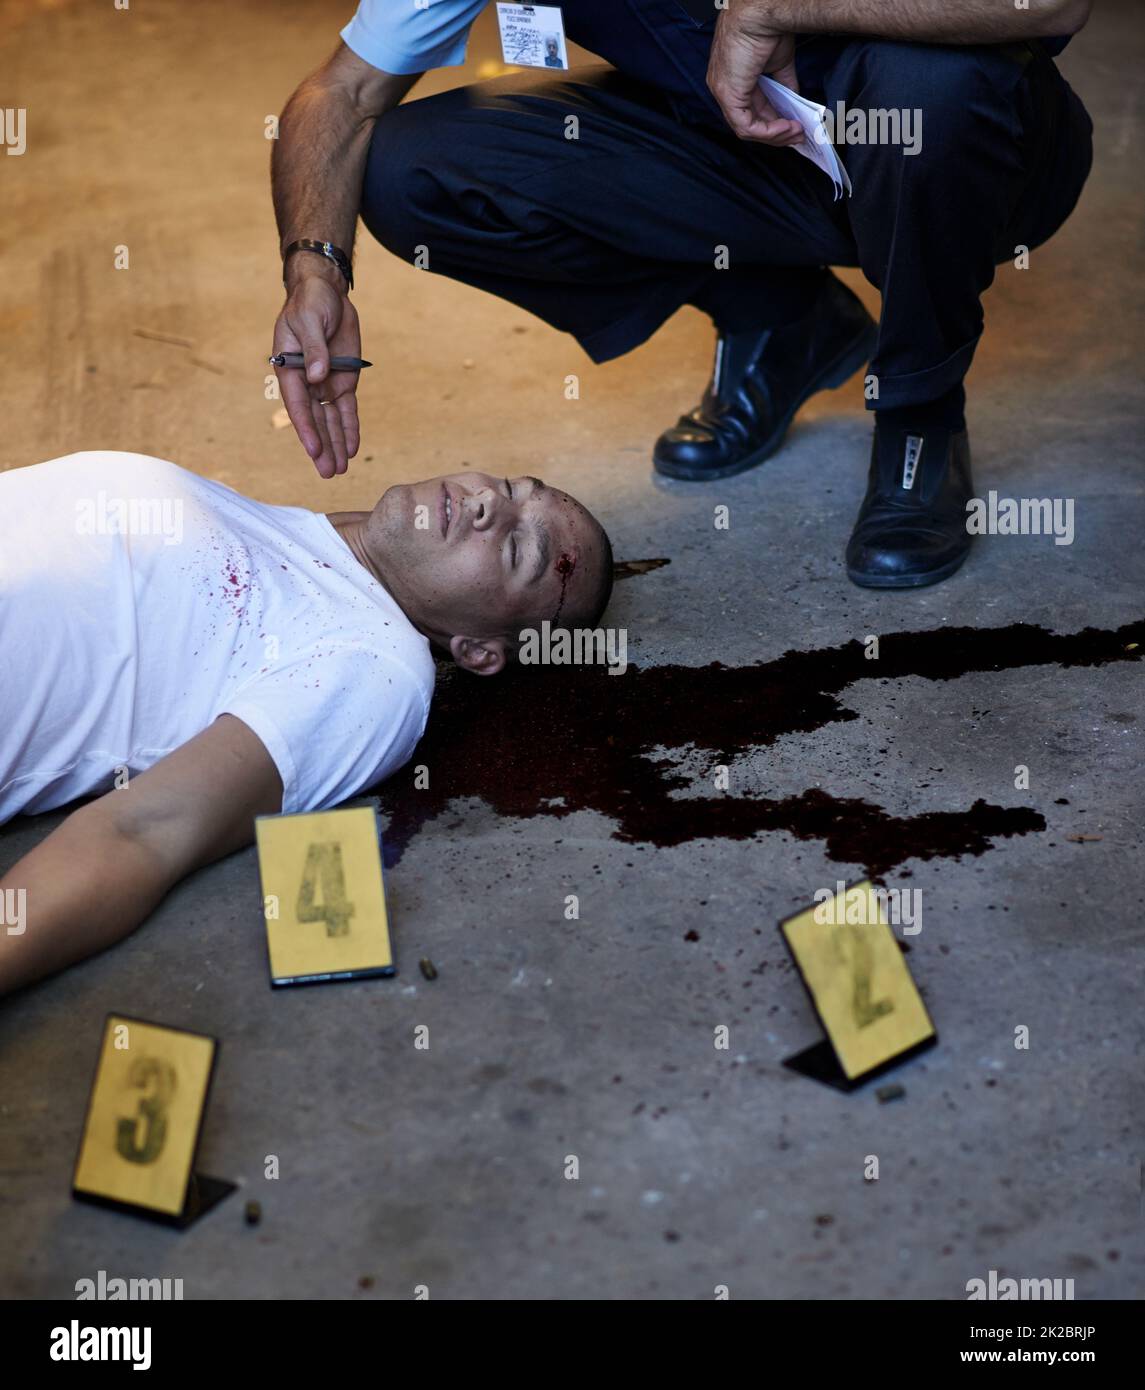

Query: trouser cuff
[{"left": 866, "top": 333, "right": 981, "bottom": 411}]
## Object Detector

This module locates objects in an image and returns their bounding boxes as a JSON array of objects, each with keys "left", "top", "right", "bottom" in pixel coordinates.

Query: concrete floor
[{"left": 1, "top": 1, "right": 1142, "bottom": 1299}]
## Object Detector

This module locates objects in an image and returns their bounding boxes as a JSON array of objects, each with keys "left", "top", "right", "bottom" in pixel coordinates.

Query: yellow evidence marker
[
  {"left": 780, "top": 880, "right": 936, "bottom": 1087},
  {"left": 255, "top": 805, "right": 395, "bottom": 987},
  {"left": 73, "top": 1015, "right": 233, "bottom": 1226}
]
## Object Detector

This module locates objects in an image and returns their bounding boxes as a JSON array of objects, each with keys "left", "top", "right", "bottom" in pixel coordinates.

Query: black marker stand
[
  {"left": 782, "top": 1038, "right": 860, "bottom": 1093},
  {"left": 177, "top": 1172, "right": 237, "bottom": 1228},
  {"left": 782, "top": 1034, "right": 937, "bottom": 1093}
]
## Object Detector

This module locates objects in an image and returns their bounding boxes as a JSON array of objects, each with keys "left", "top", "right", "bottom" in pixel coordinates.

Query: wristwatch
[{"left": 282, "top": 239, "right": 354, "bottom": 291}]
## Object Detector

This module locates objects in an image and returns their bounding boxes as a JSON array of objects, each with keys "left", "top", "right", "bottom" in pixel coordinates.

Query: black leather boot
[
  {"left": 653, "top": 275, "right": 877, "bottom": 481},
  {"left": 845, "top": 420, "right": 974, "bottom": 588}
]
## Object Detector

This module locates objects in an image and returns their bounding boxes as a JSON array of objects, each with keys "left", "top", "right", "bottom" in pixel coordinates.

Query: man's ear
[{"left": 449, "top": 634, "right": 509, "bottom": 676}]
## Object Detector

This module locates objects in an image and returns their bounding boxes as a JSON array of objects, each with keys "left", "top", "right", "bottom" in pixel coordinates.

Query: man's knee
[
  {"left": 359, "top": 98, "right": 457, "bottom": 258},
  {"left": 845, "top": 41, "right": 1021, "bottom": 157}
]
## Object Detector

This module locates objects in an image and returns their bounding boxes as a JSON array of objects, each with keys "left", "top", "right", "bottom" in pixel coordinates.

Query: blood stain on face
[
  {"left": 553, "top": 552, "right": 576, "bottom": 624},
  {"left": 373, "top": 617, "right": 1144, "bottom": 879}
]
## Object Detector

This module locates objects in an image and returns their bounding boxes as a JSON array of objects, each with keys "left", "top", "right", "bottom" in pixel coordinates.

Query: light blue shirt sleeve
[{"left": 341, "top": 0, "right": 491, "bottom": 75}]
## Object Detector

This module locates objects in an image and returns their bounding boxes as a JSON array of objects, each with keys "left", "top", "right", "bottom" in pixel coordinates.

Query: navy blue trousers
[{"left": 360, "top": 34, "right": 1092, "bottom": 410}]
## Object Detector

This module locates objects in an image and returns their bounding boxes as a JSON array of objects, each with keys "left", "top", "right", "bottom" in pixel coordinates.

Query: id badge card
[{"left": 496, "top": 4, "right": 569, "bottom": 69}]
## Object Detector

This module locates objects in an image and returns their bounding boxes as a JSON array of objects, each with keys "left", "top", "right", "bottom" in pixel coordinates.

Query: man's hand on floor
[
  {"left": 707, "top": 10, "right": 804, "bottom": 145},
  {"left": 273, "top": 265, "right": 362, "bottom": 479}
]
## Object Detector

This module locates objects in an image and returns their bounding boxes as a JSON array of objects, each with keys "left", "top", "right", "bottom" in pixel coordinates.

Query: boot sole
[{"left": 653, "top": 318, "right": 879, "bottom": 483}]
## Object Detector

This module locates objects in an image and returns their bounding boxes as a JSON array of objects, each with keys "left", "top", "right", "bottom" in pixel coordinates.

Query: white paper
[{"left": 757, "top": 75, "right": 852, "bottom": 200}]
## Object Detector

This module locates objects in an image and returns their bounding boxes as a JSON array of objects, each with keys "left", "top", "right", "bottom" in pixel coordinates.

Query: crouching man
[{"left": 0, "top": 451, "right": 612, "bottom": 993}]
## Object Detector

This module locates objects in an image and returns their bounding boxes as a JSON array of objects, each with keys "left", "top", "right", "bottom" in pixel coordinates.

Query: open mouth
[{"left": 440, "top": 483, "right": 454, "bottom": 539}]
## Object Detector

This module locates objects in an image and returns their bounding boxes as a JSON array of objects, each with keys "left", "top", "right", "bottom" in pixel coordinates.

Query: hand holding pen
[{"left": 271, "top": 275, "right": 364, "bottom": 480}]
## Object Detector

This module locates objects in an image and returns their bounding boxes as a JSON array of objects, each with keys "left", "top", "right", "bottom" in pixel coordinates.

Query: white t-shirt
[{"left": 0, "top": 452, "right": 435, "bottom": 823}]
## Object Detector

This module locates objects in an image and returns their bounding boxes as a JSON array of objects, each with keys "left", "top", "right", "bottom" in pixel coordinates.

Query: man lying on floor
[{"left": 0, "top": 451, "right": 612, "bottom": 994}]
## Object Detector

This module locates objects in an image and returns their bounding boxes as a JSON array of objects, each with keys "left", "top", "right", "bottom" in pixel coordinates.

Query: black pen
[{"left": 268, "top": 353, "right": 373, "bottom": 370}]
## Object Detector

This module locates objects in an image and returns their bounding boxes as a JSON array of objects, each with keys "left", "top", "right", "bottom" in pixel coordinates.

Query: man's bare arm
[
  {"left": 0, "top": 715, "right": 282, "bottom": 996},
  {"left": 271, "top": 44, "right": 421, "bottom": 479},
  {"left": 710, "top": 0, "right": 1092, "bottom": 142},
  {"left": 728, "top": 0, "right": 1092, "bottom": 45}
]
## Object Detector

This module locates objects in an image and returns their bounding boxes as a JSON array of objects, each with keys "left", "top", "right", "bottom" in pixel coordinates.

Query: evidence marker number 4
[{"left": 255, "top": 805, "right": 395, "bottom": 987}]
